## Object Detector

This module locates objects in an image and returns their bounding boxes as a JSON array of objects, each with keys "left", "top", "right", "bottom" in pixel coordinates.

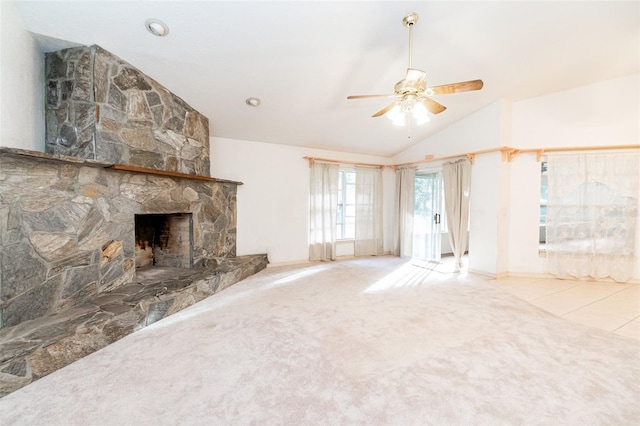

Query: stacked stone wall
[
  {"left": 0, "top": 152, "right": 236, "bottom": 329},
  {"left": 45, "top": 45, "right": 210, "bottom": 176}
]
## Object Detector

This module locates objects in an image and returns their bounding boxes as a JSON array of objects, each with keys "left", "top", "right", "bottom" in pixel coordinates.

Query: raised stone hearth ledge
[
  {"left": 0, "top": 148, "right": 243, "bottom": 185},
  {"left": 0, "top": 254, "right": 268, "bottom": 397}
]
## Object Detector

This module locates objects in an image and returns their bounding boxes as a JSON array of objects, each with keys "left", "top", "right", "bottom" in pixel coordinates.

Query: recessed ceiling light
[
  {"left": 145, "top": 19, "right": 169, "bottom": 37},
  {"left": 246, "top": 98, "right": 261, "bottom": 107}
]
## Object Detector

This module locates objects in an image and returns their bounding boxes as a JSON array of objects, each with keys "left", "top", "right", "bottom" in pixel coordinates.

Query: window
[
  {"left": 544, "top": 152, "right": 639, "bottom": 281},
  {"left": 336, "top": 170, "right": 355, "bottom": 239}
]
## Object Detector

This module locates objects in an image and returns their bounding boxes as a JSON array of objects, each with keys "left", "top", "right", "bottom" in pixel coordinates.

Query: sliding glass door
[{"left": 413, "top": 172, "right": 443, "bottom": 261}]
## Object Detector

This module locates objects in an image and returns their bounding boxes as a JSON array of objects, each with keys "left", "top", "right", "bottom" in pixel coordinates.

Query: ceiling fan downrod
[{"left": 403, "top": 12, "right": 419, "bottom": 70}]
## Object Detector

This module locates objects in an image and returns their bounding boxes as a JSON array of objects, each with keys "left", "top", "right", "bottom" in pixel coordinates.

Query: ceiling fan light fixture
[
  {"left": 145, "top": 19, "right": 169, "bottom": 37},
  {"left": 385, "top": 96, "right": 429, "bottom": 127},
  {"left": 386, "top": 104, "right": 406, "bottom": 126},
  {"left": 412, "top": 102, "right": 430, "bottom": 125}
]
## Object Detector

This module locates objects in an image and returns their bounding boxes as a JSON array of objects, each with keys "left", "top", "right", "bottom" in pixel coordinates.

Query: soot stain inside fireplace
[{"left": 135, "top": 213, "right": 194, "bottom": 269}]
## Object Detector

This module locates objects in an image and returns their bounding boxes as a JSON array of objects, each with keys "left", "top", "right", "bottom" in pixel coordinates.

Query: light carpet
[{"left": 1, "top": 256, "right": 638, "bottom": 425}]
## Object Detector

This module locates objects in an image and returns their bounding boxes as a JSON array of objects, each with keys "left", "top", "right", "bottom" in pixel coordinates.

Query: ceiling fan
[{"left": 347, "top": 12, "right": 483, "bottom": 126}]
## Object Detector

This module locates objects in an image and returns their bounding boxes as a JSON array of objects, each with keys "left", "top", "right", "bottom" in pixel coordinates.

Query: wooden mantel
[
  {"left": 109, "top": 164, "right": 243, "bottom": 185},
  {"left": 0, "top": 147, "right": 243, "bottom": 185}
]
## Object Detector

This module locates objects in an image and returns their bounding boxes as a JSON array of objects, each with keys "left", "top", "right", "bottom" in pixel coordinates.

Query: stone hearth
[{"left": 0, "top": 255, "right": 267, "bottom": 397}]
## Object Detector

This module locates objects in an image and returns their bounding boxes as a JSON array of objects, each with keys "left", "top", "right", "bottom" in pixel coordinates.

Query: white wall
[
  {"left": 506, "top": 153, "right": 546, "bottom": 275},
  {"left": 210, "top": 137, "right": 394, "bottom": 265},
  {"left": 495, "top": 155, "right": 511, "bottom": 276},
  {"left": 466, "top": 151, "right": 511, "bottom": 278},
  {"left": 468, "top": 152, "right": 501, "bottom": 275},
  {"left": 392, "top": 100, "right": 506, "bottom": 164},
  {"left": 0, "top": 0, "right": 45, "bottom": 150},
  {"left": 511, "top": 74, "right": 639, "bottom": 148}
]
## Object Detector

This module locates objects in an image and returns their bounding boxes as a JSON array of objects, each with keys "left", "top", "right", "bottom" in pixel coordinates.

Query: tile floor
[
  {"left": 489, "top": 276, "right": 640, "bottom": 340},
  {"left": 418, "top": 255, "right": 639, "bottom": 340}
]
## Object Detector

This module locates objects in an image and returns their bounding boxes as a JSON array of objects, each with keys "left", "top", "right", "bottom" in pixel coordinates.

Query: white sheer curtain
[
  {"left": 394, "top": 166, "right": 415, "bottom": 257},
  {"left": 309, "top": 162, "right": 339, "bottom": 261},
  {"left": 443, "top": 158, "right": 471, "bottom": 271},
  {"left": 546, "top": 152, "right": 639, "bottom": 282},
  {"left": 354, "top": 166, "right": 384, "bottom": 256}
]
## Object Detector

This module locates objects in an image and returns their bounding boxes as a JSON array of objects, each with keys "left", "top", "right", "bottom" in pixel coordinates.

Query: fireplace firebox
[{"left": 135, "top": 213, "right": 194, "bottom": 269}]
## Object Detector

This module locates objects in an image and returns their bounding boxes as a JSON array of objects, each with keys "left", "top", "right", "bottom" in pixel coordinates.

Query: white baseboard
[
  {"left": 267, "top": 258, "right": 640, "bottom": 284},
  {"left": 467, "top": 269, "right": 508, "bottom": 279},
  {"left": 490, "top": 270, "right": 640, "bottom": 284},
  {"left": 266, "top": 259, "right": 311, "bottom": 268},
  {"left": 505, "top": 271, "right": 557, "bottom": 280},
  {"left": 267, "top": 252, "right": 395, "bottom": 267}
]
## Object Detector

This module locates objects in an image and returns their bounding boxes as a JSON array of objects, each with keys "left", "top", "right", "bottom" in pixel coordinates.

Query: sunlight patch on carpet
[
  {"left": 271, "top": 266, "right": 327, "bottom": 286},
  {"left": 364, "top": 262, "right": 438, "bottom": 293}
]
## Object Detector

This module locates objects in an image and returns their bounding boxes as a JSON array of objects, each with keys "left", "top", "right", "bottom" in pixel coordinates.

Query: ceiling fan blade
[
  {"left": 429, "top": 79, "right": 484, "bottom": 95},
  {"left": 404, "top": 68, "right": 427, "bottom": 90},
  {"left": 372, "top": 101, "right": 400, "bottom": 118},
  {"left": 419, "top": 97, "right": 447, "bottom": 114},
  {"left": 347, "top": 94, "right": 398, "bottom": 100}
]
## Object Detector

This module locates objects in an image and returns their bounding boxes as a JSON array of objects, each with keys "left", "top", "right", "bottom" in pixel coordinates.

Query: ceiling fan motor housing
[{"left": 394, "top": 77, "right": 427, "bottom": 95}]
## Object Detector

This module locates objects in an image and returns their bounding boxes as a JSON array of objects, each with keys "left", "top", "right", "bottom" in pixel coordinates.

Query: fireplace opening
[{"left": 135, "top": 213, "right": 193, "bottom": 269}]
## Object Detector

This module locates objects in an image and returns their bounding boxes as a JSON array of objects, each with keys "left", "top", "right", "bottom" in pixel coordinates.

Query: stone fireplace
[
  {"left": 0, "top": 45, "right": 268, "bottom": 397},
  {"left": 0, "top": 151, "right": 241, "bottom": 329}
]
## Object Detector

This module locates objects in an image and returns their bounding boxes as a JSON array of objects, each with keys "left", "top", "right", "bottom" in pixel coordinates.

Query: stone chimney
[{"left": 45, "top": 45, "right": 210, "bottom": 176}]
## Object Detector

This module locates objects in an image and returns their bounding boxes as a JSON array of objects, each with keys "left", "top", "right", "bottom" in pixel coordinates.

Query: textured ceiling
[{"left": 13, "top": 1, "right": 640, "bottom": 157}]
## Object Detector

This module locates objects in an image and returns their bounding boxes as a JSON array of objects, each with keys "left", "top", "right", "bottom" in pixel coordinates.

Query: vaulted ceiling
[{"left": 13, "top": 1, "right": 639, "bottom": 156}]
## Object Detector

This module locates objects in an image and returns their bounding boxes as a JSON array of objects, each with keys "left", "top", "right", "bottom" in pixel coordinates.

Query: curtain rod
[
  {"left": 417, "top": 144, "right": 640, "bottom": 165},
  {"left": 305, "top": 147, "right": 515, "bottom": 169},
  {"left": 404, "top": 146, "right": 514, "bottom": 166},
  {"left": 303, "top": 156, "right": 388, "bottom": 168},
  {"left": 304, "top": 144, "right": 639, "bottom": 169},
  {"left": 505, "top": 144, "right": 640, "bottom": 162}
]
